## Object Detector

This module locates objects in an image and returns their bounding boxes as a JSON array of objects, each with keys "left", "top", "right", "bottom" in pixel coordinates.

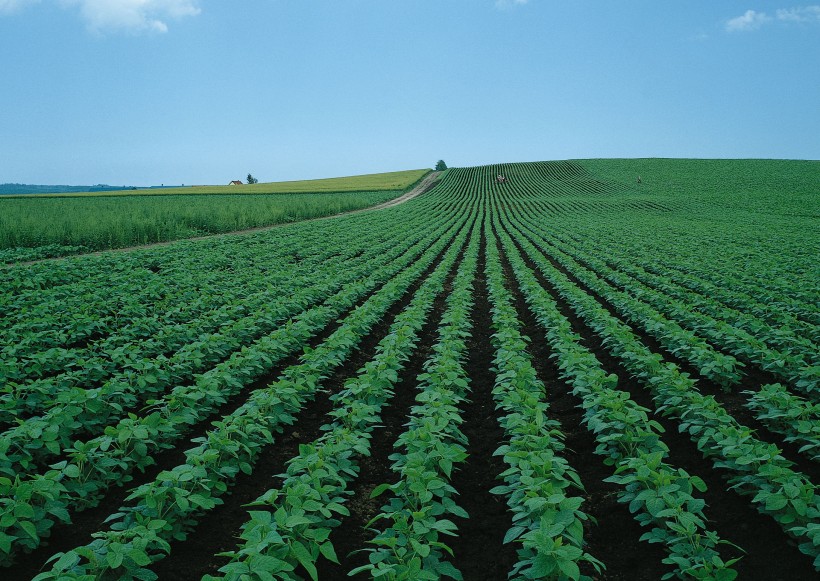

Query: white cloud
[
  {"left": 726, "top": 5, "right": 820, "bottom": 31},
  {"left": 726, "top": 9, "right": 771, "bottom": 31},
  {"left": 495, "top": 0, "right": 529, "bottom": 9},
  {"left": 0, "top": 0, "right": 39, "bottom": 14},
  {"left": 66, "top": 0, "right": 200, "bottom": 33},
  {"left": 776, "top": 5, "right": 820, "bottom": 22}
]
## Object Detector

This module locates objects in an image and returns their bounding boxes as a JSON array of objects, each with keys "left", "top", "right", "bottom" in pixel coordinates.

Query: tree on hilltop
[
  {"left": 435, "top": 160, "right": 448, "bottom": 171},
  {"left": 247, "top": 173, "right": 258, "bottom": 184}
]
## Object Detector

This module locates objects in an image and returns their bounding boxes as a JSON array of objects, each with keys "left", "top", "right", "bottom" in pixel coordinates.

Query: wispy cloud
[
  {"left": 63, "top": 0, "right": 201, "bottom": 33},
  {"left": 726, "top": 9, "right": 771, "bottom": 32},
  {"left": 495, "top": 0, "right": 529, "bottom": 10},
  {"left": 726, "top": 5, "right": 820, "bottom": 31},
  {"left": 1, "top": 0, "right": 200, "bottom": 33},
  {"left": 776, "top": 5, "right": 820, "bottom": 21},
  {"left": 0, "top": 0, "right": 39, "bottom": 14}
]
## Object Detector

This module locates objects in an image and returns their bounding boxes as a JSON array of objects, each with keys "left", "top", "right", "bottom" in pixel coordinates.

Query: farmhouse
[{"left": 228, "top": 180, "right": 243, "bottom": 186}]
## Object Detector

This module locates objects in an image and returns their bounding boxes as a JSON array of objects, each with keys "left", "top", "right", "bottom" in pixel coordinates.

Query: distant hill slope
[
  {"left": 3, "top": 169, "right": 430, "bottom": 198},
  {"left": 0, "top": 184, "right": 139, "bottom": 195}
]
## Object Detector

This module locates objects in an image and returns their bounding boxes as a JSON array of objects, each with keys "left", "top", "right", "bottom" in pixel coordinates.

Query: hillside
[{"left": 4, "top": 169, "right": 430, "bottom": 198}]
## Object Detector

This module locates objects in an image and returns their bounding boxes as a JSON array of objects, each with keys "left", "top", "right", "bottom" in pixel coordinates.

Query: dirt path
[{"left": 13, "top": 171, "right": 441, "bottom": 265}]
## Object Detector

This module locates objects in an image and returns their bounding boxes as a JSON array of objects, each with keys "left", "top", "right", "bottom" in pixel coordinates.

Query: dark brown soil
[{"left": 447, "top": 226, "right": 518, "bottom": 579}]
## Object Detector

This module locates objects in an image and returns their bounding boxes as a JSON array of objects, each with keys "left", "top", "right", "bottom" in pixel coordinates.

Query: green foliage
[
  {"left": 0, "top": 191, "right": 399, "bottom": 258},
  {"left": 1, "top": 159, "right": 817, "bottom": 578}
]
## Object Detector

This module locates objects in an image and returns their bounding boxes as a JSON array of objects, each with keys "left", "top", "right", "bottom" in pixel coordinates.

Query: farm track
[
  {"left": 6, "top": 161, "right": 818, "bottom": 580},
  {"left": 496, "top": 218, "right": 817, "bottom": 580}
]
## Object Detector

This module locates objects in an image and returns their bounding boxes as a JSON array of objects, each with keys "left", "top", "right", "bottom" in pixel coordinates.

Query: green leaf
[
  {"left": 370, "top": 483, "right": 392, "bottom": 499},
  {"left": 290, "top": 541, "right": 318, "bottom": 581},
  {"left": 765, "top": 495, "right": 788, "bottom": 512},
  {"left": 107, "top": 549, "right": 124, "bottom": 569},
  {"left": 318, "top": 541, "right": 339, "bottom": 564},
  {"left": 20, "top": 520, "right": 38, "bottom": 541},
  {"left": 504, "top": 525, "right": 527, "bottom": 544}
]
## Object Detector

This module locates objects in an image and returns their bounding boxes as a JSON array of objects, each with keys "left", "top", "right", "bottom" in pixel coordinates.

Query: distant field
[
  {"left": 578, "top": 158, "right": 819, "bottom": 216},
  {"left": 7, "top": 169, "right": 430, "bottom": 198},
  {"left": 0, "top": 168, "right": 432, "bottom": 261}
]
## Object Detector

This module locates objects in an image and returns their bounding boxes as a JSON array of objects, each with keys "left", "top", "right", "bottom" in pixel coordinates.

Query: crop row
[
  {"left": 1, "top": 203, "right": 471, "bottom": 566},
  {"left": 497, "top": 209, "right": 820, "bottom": 567},
  {"left": 483, "top": 217, "right": 603, "bottom": 580},
  {"left": 352, "top": 213, "right": 480, "bottom": 580},
  {"left": 31, "top": 200, "right": 476, "bottom": 579},
  {"left": 0, "top": 209, "right": 452, "bottom": 477},
  {"left": 506, "top": 209, "right": 820, "bottom": 465},
  {"left": 491, "top": 208, "right": 739, "bottom": 580}
]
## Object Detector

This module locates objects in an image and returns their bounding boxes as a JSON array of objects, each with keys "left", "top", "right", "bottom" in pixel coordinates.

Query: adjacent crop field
[
  {"left": 1, "top": 160, "right": 818, "bottom": 580},
  {"left": 0, "top": 169, "right": 430, "bottom": 263}
]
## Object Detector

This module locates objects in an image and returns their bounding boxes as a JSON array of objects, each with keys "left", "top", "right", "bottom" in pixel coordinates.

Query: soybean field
[{"left": 1, "top": 159, "right": 818, "bottom": 580}]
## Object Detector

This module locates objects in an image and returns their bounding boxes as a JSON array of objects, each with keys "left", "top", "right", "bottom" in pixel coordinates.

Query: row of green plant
[
  {"left": 351, "top": 217, "right": 480, "bottom": 580},
  {"left": 745, "top": 384, "right": 820, "bottom": 463},
  {"left": 0, "top": 226, "right": 433, "bottom": 477},
  {"left": 491, "top": 211, "right": 739, "bottom": 580},
  {"left": 0, "top": 212, "right": 387, "bottom": 374},
  {"left": 577, "top": 242, "right": 818, "bottom": 372},
  {"left": 1, "top": 208, "right": 469, "bottom": 567},
  {"left": 514, "top": 198, "right": 818, "bottom": 375},
  {"left": 0, "top": 228, "right": 379, "bottom": 420},
  {"left": 210, "top": 216, "right": 477, "bottom": 581},
  {"left": 483, "top": 221, "right": 603, "bottom": 580},
  {"left": 617, "top": 250, "right": 819, "bottom": 343},
  {"left": 505, "top": 207, "right": 820, "bottom": 464},
  {"left": 30, "top": 211, "right": 474, "bottom": 580},
  {"left": 0, "top": 223, "right": 325, "bottom": 367},
  {"left": 505, "top": 208, "right": 744, "bottom": 389},
  {"left": 502, "top": 215, "right": 820, "bottom": 569},
  {"left": 544, "top": 207, "right": 819, "bottom": 338},
  {"left": 539, "top": 224, "right": 818, "bottom": 395},
  {"left": 0, "top": 205, "right": 448, "bottom": 451},
  {"left": 574, "top": 158, "right": 820, "bottom": 322},
  {"left": 0, "top": 194, "right": 451, "bottom": 352}
]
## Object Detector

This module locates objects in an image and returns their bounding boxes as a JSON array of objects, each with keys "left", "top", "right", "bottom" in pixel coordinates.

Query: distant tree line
[{"left": 0, "top": 184, "right": 135, "bottom": 195}]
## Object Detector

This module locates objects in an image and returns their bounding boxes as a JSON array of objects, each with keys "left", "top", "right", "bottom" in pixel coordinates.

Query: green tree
[
  {"left": 247, "top": 173, "right": 258, "bottom": 185},
  {"left": 435, "top": 160, "right": 447, "bottom": 171}
]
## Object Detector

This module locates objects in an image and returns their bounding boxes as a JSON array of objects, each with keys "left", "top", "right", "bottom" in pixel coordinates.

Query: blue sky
[{"left": 1, "top": 1, "right": 819, "bottom": 185}]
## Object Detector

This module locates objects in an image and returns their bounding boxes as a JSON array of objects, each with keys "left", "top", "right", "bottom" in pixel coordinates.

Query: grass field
[
  {"left": 0, "top": 169, "right": 431, "bottom": 262},
  {"left": 1, "top": 159, "right": 818, "bottom": 580}
]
